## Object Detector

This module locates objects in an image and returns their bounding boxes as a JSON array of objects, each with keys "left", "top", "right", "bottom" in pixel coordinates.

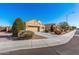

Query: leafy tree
[
  {"left": 71, "top": 26, "right": 77, "bottom": 29},
  {"left": 12, "top": 18, "right": 25, "bottom": 37},
  {"left": 58, "top": 22, "right": 69, "bottom": 29}
]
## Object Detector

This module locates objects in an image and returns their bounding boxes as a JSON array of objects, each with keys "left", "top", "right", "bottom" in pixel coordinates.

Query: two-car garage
[
  {"left": 26, "top": 26, "right": 40, "bottom": 32},
  {"left": 25, "top": 20, "right": 45, "bottom": 32}
]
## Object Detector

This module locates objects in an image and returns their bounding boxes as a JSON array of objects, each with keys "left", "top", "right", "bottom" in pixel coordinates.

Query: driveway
[{"left": 0, "top": 29, "right": 77, "bottom": 55}]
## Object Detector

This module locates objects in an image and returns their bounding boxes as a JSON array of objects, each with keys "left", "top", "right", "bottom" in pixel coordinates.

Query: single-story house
[
  {"left": 0, "top": 26, "right": 11, "bottom": 32},
  {"left": 0, "top": 26, "right": 10, "bottom": 32},
  {"left": 25, "top": 20, "right": 45, "bottom": 32}
]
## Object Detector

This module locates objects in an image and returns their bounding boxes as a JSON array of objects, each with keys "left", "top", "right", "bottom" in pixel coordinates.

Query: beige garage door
[{"left": 27, "top": 27, "right": 39, "bottom": 32}]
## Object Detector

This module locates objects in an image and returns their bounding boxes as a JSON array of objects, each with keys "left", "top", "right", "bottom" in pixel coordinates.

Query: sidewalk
[{"left": 0, "top": 30, "right": 76, "bottom": 53}]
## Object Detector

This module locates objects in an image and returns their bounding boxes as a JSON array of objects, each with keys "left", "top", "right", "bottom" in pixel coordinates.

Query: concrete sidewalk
[{"left": 0, "top": 30, "right": 76, "bottom": 53}]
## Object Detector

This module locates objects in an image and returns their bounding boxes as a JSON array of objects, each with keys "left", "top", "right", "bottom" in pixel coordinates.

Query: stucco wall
[{"left": 25, "top": 20, "right": 45, "bottom": 32}]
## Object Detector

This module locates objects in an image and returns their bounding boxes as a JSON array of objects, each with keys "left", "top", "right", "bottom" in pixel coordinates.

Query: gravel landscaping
[
  {"left": 32, "top": 35, "right": 47, "bottom": 39},
  {"left": 11, "top": 34, "right": 47, "bottom": 40}
]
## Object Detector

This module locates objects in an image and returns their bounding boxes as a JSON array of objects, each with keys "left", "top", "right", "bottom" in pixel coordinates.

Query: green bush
[{"left": 18, "top": 30, "right": 34, "bottom": 39}]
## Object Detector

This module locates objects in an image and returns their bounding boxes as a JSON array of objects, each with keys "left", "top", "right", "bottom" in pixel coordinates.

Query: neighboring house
[
  {"left": 0, "top": 26, "right": 11, "bottom": 32},
  {"left": 6, "top": 26, "right": 11, "bottom": 32},
  {"left": 45, "top": 24, "right": 51, "bottom": 31},
  {"left": 45, "top": 24, "right": 56, "bottom": 31},
  {"left": 25, "top": 20, "right": 45, "bottom": 32}
]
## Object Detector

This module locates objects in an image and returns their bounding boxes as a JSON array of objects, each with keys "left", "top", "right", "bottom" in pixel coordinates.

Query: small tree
[
  {"left": 12, "top": 18, "right": 25, "bottom": 37},
  {"left": 58, "top": 22, "right": 69, "bottom": 30},
  {"left": 71, "top": 26, "right": 77, "bottom": 30},
  {"left": 50, "top": 24, "right": 56, "bottom": 32}
]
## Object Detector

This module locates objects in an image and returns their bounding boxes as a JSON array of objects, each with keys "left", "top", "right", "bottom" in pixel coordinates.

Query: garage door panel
[{"left": 27, "top": 27, "right": 38, "bottom": 32}]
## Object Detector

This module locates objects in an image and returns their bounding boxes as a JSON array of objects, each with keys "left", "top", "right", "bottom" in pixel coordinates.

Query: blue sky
[{"left": 0, "top": 3, "right": 78, "bottom": 27}]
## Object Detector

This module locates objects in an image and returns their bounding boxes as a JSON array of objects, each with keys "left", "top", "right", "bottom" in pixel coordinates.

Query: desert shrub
[
  {"left": 18, "top": 30, "right": 34, "bottom": 39},
  {"left": 54, "top": 29, "right": 62, "bottom": 35},
  {"left": 54, "top": 26, "right": 62, "bottom": 35}
]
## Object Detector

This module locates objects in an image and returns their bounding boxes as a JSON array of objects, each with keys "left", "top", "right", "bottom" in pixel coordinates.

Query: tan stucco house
[{"left": 25, "top": 20, "right": 45, "bottom": 32}]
